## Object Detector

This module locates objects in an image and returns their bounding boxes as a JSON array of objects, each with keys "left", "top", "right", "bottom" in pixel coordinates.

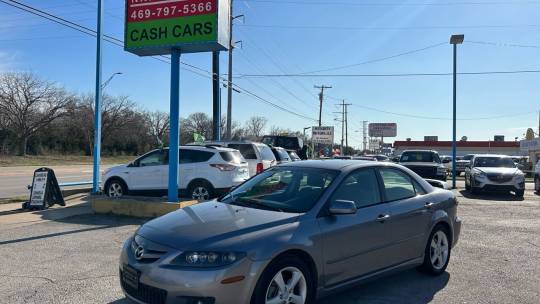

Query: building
[
  {"left": 520, "top": 137, "right": 540, "bottom": 165},
  {"left": 393, "top": 140, "right": 522, "bottom": 157}
]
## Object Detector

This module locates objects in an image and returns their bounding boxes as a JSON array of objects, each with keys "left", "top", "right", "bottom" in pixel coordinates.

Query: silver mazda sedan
[{"left": 119, "top": 160, "right": 462, "bottom": 304}]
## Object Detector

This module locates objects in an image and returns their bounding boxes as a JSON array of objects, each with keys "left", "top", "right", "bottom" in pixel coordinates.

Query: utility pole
[
  {"left": 336, "top": 100, "right": 352, "bottom": 156},
  {"left": 345, "top": 103, "right": 349, "bottom": 154},
  {"left": 314, "top": 85, "right": 332, "bottom": 126},
  {"left": 92, "top": 0, "right": 103, "bottom": 194},
  {"left": 226, "top": 1, "right": 244, "bottom": 140}
]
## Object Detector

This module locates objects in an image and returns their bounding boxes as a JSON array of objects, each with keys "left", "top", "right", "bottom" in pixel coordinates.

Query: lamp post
[
  {"left": 101, "top": 72, "right": 122, "bottom": 90},
  {"left": 450, "top": 34, "right": 464, "bottom": 190},
  {"left": 92, "top": 0, "right": 104, "bottom": 194}
]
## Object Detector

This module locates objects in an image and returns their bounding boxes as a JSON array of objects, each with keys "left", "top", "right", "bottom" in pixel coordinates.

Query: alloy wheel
[
  {"left": 192, "top": 186, "right": 210, "bottom": 201},
  {"left": 430, "top": 231, "right": 449, "bottom": 270},
  {"left": 108, "top": 182, "right": 123, "bottom": 197},
  {"left": 265, "top": 267, "right": 307, "bottom": 304}
]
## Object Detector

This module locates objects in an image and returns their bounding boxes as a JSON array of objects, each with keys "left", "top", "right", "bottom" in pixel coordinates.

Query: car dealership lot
[{"left": 0, "top": 188, "right": 538, "bottom": 304}]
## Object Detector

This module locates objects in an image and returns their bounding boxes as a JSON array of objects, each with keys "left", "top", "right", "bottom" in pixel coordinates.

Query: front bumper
[
  {"left": 473, "top": 176, "right": 525, "bottom": 192},
  {"left": 119, "top": 238, "right": 265, "bottom": 304}
]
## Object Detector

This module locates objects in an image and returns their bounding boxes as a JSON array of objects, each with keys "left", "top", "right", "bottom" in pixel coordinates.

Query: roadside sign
[
  {"left": 424, "top": 136, "right": 438, "bottom": 142},
  {"left": 520, "top": 138, "right": 540, "bottom": 152},
  {"left": 312, "top": 126, "right": 334, "bottom": 145},
  {"left": 26, "top": 168, "right": 65, "bottom": 210},
  {"left": 369, "top": 123, "right": 397, "bottom": 138},
  {"left": 125, "top": 0, "right": 230, "bottom": 56}
]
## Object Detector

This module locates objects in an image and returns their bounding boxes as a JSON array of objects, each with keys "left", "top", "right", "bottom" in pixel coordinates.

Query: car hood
[
  {"left": 474, "top": 167, "right": 520, "bottom": 175},
  {"left": 106, "top": 164, "right": 127, "bottom": 172},
  {"left": 137, "top": 201, "right": 300, "bottom": 250},
  {"left": 400, "top": 162, "right": 442, "bottom": 167}
]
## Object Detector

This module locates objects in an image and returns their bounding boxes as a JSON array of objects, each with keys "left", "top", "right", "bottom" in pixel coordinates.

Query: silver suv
[
  {"left": 204, "top": 141, "right": 277, "bottom": 177},
  {"left": 465, "top": 154, "right": 525, "bottom": 197}
]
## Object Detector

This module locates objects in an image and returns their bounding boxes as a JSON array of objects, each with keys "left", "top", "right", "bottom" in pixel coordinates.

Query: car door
[
  {"left": 378, "top": 168, "right": 433, "bottom": 265},
  {"left": 318, "top": 168, "right": 392, "bottom": 287},
  {"left": 128, "top": 150, "right": 167, "bottom": 190}
]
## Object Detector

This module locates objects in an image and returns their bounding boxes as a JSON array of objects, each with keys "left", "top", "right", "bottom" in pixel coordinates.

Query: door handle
[
  {"left": 376, "top": 214, "right": 390, "bottom": 222},
  {"left": 425, "top": 202, "right": 435, "bottom": 209}
]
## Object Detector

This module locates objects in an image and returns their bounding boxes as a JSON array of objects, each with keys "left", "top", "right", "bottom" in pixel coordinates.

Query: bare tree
[
  {"left": 0, "top": 73, "right": 74, "bottom": 155},
  {"left": 244, "top": 116, "right": 268, "bottom": 139},
  {"left": 144, "top": 111, "right": 169, "bottom": 146}
]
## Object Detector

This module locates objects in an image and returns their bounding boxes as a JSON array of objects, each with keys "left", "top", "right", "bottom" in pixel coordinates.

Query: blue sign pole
[
  {"left": 452, "top": 43, "right": 457, "bottom": 190},
  {"left": 168, "top": 49, "right": 181, "bottom": 202},
  {"left": 92, "top": 0, "right": 103, "bottom": 194}
]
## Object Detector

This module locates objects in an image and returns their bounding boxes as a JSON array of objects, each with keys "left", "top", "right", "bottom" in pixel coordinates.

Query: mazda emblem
[{"left": 135, "top": 246, "right": 144, "bottom": 260}]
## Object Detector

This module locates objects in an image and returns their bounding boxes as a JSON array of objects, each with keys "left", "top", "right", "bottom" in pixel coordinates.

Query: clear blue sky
[{"left": 1, "top": 0, "right": 539, "bottom": 149}]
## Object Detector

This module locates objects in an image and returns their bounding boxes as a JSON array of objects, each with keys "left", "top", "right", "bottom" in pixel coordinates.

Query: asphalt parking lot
[{"left": 0, "top": 187, "right": 539, "bottom": 304}]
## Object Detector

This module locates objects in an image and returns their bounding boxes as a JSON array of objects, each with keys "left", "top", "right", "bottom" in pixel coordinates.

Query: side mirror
[{"left": 329, "top": 200, "right": 357, "bottom": 215}]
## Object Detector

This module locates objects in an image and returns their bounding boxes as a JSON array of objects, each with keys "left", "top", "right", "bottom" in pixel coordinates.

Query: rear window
[
  {"left": 220, "top": 151, "right": 244, "bottom": 164},
  {"left": 277, "top": 149, "right": 290, "bottom": 161},
  {"left": 401, "top": 152, "right": 440, "bottom": 163},
  {"left": 179, "top": 149, "right": 214, "bottom": 164},
  {"left": 259, "top": 145, "right": 277, "bottom": 161},
  {"left": 228, "top": 144, "right": 257, "bottom": 160}
]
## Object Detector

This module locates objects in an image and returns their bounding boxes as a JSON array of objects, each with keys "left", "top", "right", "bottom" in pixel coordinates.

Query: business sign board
[
  {"left": 125, "top": 0, "right": 230, "bottom": 56},
  {"left": 312, "top": 126, "right": 334, "bottom": 145},
  {"left": 424, "top": 136, "right": 438, "bottom": 142},
  {"left": 26, "top": 168, "right": 65, "bottom": 210},
  {"left": 369, "top": 123, "right": 397, "bottom": 138},
  {"left": 494, "top": 135, "right": 505, "bottom": 142},
  {"left": 520, "top": 138, "right": 540, "bottom": 152}
]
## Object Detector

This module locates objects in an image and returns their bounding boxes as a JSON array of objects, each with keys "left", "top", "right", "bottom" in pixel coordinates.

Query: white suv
[
  {"left": 203, "top": 141, "right": 276, "bottom": 177},
  {"left": 103, "top": 146, "right": 249, "bottom": 200},
  {"left": 465, "top": 154, "right": 526, "bottom": 197}
]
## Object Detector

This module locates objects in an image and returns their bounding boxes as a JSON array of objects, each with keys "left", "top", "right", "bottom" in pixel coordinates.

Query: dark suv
[{"left": 399, "top": 150, "right": 448, "bottom": 181}]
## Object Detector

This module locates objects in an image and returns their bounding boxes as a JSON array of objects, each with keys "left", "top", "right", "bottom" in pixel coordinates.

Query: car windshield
[
  {"left": 474, "top": 157, "right": 516, "bottom": 168},
  {"left": 401, "top": 152, "right": 440, "bottom": 163},
  {"left": 463, "top": 155, "right": 474, "bottom": 161},
  {"left": 219, "top": 167, "right": 338, "bottom": 213}
]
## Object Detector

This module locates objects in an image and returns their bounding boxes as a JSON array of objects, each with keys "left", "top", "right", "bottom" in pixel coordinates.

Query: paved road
[
  {"left": 0, "top": 165, "right": 115, "bottom": 199},
  {"left": 0, "top": 188, "right": 538, "bottom": 303}
]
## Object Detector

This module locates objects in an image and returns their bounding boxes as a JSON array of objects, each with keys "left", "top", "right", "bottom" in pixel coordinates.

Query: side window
[
  {"left": 412, "top": 179, "right": 427, "bottom": 195},
  {"left": 229, "top": 144, "right": 257, "bottom": 160},
  {"left": 330, "top": 169, "right": 381, "bottom": 209},
  {"left": 138, "top": 151, "right": 166, "bottom": 167},
  {"left": 379, "top": 169, "right": 416, "bottom": 201},
  {"left": 259, "top": 145, "right": 277, "bottom": 161},
  {"left": 179, "top": 150, "right": 214, "bottom": 164}
]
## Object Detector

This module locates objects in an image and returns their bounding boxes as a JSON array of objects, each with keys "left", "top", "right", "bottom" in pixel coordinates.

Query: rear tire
[
  {"left": 535, "top": 177, "right": 540, "bottom": 194},
  {"left": 465, "top": 178, "right": 471, "bottom": 191},
  {"left": 251, "top": 255, "right": 315, "bottom": 304},
  {"left": 515, "top": 189, "right": 525, "bottom": 197},
  {"left": 188, "top": 180, "right": 214, "bottom": 201},
  {"left": 418, "top": 225, "right": 451, "bottom": 276}
]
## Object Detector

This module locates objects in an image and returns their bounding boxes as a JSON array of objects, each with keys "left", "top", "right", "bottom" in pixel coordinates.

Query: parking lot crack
[{"left": 0, "top": 274, "right": 56, "bottom": 284}]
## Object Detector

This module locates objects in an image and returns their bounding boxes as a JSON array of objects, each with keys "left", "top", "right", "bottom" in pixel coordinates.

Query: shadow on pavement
[
  {"left": 317, "top": 270, "right": 450, "bottom": 304},
  {"left": 458, "top": 190, "right": 524, "bottom": 202}
]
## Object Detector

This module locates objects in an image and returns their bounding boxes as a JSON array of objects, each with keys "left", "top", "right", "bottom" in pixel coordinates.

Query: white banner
[
  {"left": 312, "top": 126, "right": 334, "bottom": 145},
  {"left": 30, "top": 171, "right": 48, "bottom": 207}
]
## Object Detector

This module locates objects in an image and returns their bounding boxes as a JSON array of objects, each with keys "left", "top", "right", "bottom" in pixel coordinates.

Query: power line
[
  {"left": 239, "top": 23, "right": 540, "bottom": 31},
  {"left": 0, "top": 0, "right": 317, "bottom": 123},
  {"left": 237, "top": 70, "right": 540, "bottom": 78},
  {"left": 466, "top": 40, "right": 540, "bottom": 49},
  {"left": 298, "top": 42, "right": 446, "bottom": 75},
  {"left": 243, "top": 0, "right": 540, "bottom": 6}
]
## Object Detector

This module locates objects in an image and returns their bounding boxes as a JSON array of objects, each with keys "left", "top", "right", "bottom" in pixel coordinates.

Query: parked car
[
  {"left": 287, "top": 150, "right": 302, "bottom": 162},
  {"left": 440, "top": 155, "right": 453, "bottom": 172},
  {"left": 465, "top": 155, "right": 525, "bottom": 197},
  {"left": 119, "top": 160, "right": 461, "bottom": 304},
  {"left": 399, "top": 150, "right": 447, "bottom": 181},
  {"left": 366, "top": 154, "right": 390, "bottom": 162},
  {"left": 454, "top": 154, "right": 475, "bottom": 176},
  {"left": 391, "top": 155, "right": 401, "bottom": 163},
  {"left": 333, "top": 155, "right": 352, "bottom": 160},
  {"left": 103, "top": 146, "right": 250, "bottom": 200},
  {"left": 271, "top": 147, "right": 292, "bottom": 164},
  {"left": 204, "top": 141, "right": 277, "bottom": 177},
  {"left": 535, "top": 160, "right": 540, "bottom": 193},
  {"left": 353, "top": 156, "right": 377, "bottom": 161}
]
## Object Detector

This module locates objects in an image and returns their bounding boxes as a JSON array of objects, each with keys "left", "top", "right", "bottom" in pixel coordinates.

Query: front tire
[
  {"left": 419, "top": 225, "right": 451, "bottom": 276},
  {"left": 106, "top": 179, "right": 127, "bottom": 198},
  {"left": 535, "top": 177, "right": 540, "bottom": 194},
  {"left": 251, "top": 255, "right": 315, "bottom": 304},
  {"left": 515, "top": 189, "right": 525, "bottom": 197}
]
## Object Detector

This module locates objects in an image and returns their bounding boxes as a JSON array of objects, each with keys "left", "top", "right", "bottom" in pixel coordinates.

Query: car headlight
[
  {"left": 171, "top": 251, "right": 246, "bottom": 267},
  {"left": 437, "top": 167, "right": 447, "bottom": 175},
  {"left": 474, "top": 170, "right": 486, "bottom": 178}
]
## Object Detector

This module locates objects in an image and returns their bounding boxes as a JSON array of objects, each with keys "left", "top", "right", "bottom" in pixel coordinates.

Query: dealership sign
[
  {"left": 369, "top": 123, "right": 397, "bottom": 138},
  {"left": 125, "top": 0, "right": 230, "bottom": 56},
  {"left": 520, "top": 138, "right": 540, "bottom": 152},
  {"left": 312, "top": 126, "right": 335, "bottom": 145}
]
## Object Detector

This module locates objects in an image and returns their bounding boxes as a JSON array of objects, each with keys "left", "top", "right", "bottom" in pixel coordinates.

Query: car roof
[
  {"left": 473, "top": 154, "right": 511, "bottom": 158},
  {"left": 163, "top": 145, "right": 237, "bottom": 152},
  {"left": 402, "top": 150, "right": 437, "bottom": 153},
  {"left": 277, "top": 159, "right": 394, "bottom": 170}
]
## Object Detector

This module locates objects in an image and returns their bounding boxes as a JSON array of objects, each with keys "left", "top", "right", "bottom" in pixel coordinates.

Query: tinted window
[
  {"left": 220, "top": 151, "right": 244, "bottom": 164},
  {"left": 380, "top": 169, "right": 416, "bottom": 201},
  {"left": 259, "top": 145, "right": 277, "bottom": 161},
  {"left": 412, "top": 180, "right": 427, "bottom": 195},
  {"left": 228, "top": 144, "right": 257, "bottom": 160},
  {"left": 330, "top": 169, "right": 381, "bottom": 208},
  {"left": 138, "top": 151, "right": 166, "bottom": 167},
  {"left": 221, "top": 167, "right": 338, "bottom": 213},
  {"left": 463, "top": 155, "right": 474, "bottom": 161},
  {"left": 179, "top": 149, "right": 214, "bottom": 164},
  {"left": 273, "top": 149, "right": 290, "bottom": 161},
  {"left": 401, "top": 151, "right": 440, "bottom": 163}
]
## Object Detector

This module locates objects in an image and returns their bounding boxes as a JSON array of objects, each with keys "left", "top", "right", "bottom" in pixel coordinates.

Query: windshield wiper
[{"left": 233, "top": 197, "right": 284, "bottom": 212}]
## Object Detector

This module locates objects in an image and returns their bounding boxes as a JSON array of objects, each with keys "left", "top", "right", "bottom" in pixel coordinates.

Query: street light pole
[
  {"left": 450, "top": 34, "right": 464, "bottom": 190},
  {"left": 92, "top": 0, "right": 103, "bottom": 194},
  {"left": 101, "top": 72, "right": 122, "bottom": 90}
]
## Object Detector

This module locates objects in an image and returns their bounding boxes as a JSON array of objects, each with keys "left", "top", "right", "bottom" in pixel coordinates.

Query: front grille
[
  {"left": 120, "top": 270, "right": 167, "bottom": 304},
  {"left": 404, "top": 165, "right": 437, "bottom": 178},
  {"left": 132, "top": 238, "right": 168, "bottom": 263},
  {"left": 487, "top": 174, "right": 513, "bottom": 183}
]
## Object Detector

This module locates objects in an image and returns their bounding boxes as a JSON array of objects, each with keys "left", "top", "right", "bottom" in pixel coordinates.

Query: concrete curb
[{"left": 90, "top": 196, "right": 198, "bottom": 218}]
